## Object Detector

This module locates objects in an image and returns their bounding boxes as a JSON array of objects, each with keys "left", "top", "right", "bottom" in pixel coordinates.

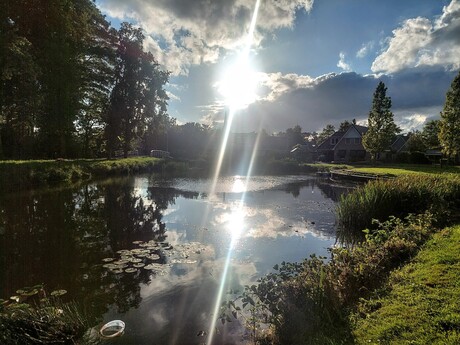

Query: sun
[{"left": 218, "top": 54, "right": 259, "bottom": 110}]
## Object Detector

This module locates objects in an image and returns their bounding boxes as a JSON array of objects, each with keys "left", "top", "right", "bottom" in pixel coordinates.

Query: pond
[{"left": 0, "top": 174, "right": 352, "bottom": 344}]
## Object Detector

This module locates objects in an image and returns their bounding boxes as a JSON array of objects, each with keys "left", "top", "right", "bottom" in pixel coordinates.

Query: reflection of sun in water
[
  {"left": 231, "top": 178, "right": 246, "bottom": 193},
  {"left": 227, "top": 205, "right": 245, "bottom": 240}
]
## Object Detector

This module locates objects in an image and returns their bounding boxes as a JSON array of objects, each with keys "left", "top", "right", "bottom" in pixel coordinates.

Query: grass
[
  {"left": 348, "top": 164, "right": 460, "bottom": 176},
  {"left": 0, "top": 157, "right": 188, "bottom": 191},
  {"left": 337, "top": 174, "right": 460, "bottom": 236},
  {"left": 0, "top": 299, "right": 93, "bottom": 345},
  {"left": 352, "top": 225, "right": 460, "bottom": 344}
]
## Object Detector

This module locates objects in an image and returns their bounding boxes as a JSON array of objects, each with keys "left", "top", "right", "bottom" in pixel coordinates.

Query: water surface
[{"left": 0, "top": 174, "right": 351, "bottom": 344}]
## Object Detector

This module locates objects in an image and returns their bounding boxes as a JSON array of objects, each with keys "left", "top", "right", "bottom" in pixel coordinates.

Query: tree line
[{"left": 0, "top": 0, "right": 171, "bottom": 159}]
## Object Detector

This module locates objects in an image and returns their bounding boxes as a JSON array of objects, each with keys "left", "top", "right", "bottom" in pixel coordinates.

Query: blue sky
[{"left": 97, "top": 0, "right": 460, "bottom": 133}]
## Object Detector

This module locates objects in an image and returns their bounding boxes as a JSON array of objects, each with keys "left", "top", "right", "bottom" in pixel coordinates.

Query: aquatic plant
[
  {"left": 0, "top": 294, "right": 90, "bottom": 345},
  {"left": 337, "top": 174, "right": 460, "bottom": 238}
]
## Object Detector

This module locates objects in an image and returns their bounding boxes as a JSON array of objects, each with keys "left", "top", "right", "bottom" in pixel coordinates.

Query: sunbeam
[{"left": 206, "top": 0, "right": 262, "bottom": 343}]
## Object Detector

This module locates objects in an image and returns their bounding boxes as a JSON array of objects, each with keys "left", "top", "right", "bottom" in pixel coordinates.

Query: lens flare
[{"left": 206, "top": 1, "right": 262, "bottom": 343}]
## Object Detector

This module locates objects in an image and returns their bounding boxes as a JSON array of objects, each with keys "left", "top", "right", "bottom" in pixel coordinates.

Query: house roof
[
  {"left": 317, "top": 124, "right": 368, "bottom": 151},
  {"left": 390, "top": 135, "right": 409, "bottom": 153}
]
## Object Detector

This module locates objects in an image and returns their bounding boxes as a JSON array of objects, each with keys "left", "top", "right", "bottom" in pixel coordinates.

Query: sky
[{"left": 96, "top": 0, "right": 460, "bottom": 133}]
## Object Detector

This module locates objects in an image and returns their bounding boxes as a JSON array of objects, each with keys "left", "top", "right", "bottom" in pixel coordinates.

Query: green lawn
[
  {"left": 348, "top": 164, "right": 460, "bottom": 176},
  {"left": 352, "top": 225, "right": 460, "bottom": 345}
]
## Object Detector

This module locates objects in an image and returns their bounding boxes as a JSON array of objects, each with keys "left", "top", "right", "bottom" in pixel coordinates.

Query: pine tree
[
  {"left": 362, "top": 81, "right": 399, "bottom": 160},
  {"left": 439, "top": 71, "right": 460, "bottom": 161}
]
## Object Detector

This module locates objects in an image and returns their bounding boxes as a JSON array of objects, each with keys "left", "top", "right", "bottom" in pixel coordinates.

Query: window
[
  {"left": 346, "top": 138, "right": 352, "bottom": 144},
  {"left": 330, "top": 138, "right": 337, "bottom": 145}
]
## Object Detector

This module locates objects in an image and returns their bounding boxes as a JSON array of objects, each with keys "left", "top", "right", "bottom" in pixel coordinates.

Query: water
[{"left": 0, "top": 174, "right": 352, "bottom": 344}]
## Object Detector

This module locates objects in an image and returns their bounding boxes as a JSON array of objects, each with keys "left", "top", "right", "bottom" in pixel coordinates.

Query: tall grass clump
[
  {"left": 0, "top": 299, "right": 92, "bottom": 345},
  {"left": 337, "top": 174, "right": 460, "bottom": 238}
]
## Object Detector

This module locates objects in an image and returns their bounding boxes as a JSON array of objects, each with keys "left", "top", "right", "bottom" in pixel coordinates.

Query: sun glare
[{"left": 218, "top": 56, "right": 259, "bottom": 110}]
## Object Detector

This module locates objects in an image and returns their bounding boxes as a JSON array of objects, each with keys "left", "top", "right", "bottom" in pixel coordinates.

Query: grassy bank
[
  {"left": 347, "top": 164, "right": 460, "bottom": 176},
  {"left": 0, "top": 157, "right": 187, "bottom": 191},
  {"left": 352, "top": 225, "right": 460, "bottom": 344}
]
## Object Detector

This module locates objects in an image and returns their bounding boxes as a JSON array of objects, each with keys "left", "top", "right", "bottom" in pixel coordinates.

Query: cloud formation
[
  {"left": 372, "top": 0, "right": 460, "bottom": 73},
  {"left": 204, "top": 68, "right": 456, "bottom": 133},
  {"left": 100, "top": 0, "right": 314, "bottom": 75}
]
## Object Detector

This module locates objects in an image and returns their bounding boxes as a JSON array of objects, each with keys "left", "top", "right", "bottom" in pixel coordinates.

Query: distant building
[{"left": 316, "top": 124, "right": 369, "bottom": 162}]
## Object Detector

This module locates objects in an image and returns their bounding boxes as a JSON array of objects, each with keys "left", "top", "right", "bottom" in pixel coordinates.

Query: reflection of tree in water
[
  {"left": 0, "top": 179, "right": 201, "bottom": 323},
  {"left": 315, "top": 180, "right": 355, "bottom": 202},
  {"left": 281, "top": 180, "right": 316, "bottom": 198}
]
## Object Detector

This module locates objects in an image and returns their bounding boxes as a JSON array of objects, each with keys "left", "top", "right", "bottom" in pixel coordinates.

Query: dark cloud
[{"left": 225, "top": 68, "right": 456, "bottom": 133}]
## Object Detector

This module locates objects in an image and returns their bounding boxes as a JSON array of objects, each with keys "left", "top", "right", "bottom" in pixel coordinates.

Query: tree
[
  {"left": 339, "top": 120, "right": 351, "bottom": 132},
  {"left": 317, "top": 124, "right": 335, "bottom": 145},
  {"left": 105, "top": 23, "right": 169, "bottom": 158},
  {"left": 406, "top": 131, "right": 426, "bottom": 153},
  {"left": 421, "top": 119, "right": 440, "bottom": 149},
  {"left": 362, "top": 81, "right": 400, "bottom": 160},
  {"left": 439, "top": 71, "right": 460, "bottom": 160}
]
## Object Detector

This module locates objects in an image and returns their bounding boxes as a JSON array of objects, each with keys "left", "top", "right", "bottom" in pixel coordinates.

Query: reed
[{"left": 337, "top": 175, "right": 460, "bottom": 238}]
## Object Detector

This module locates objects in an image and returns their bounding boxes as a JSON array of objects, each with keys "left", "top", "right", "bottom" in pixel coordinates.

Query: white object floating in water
[{"left": 100, "top": 320, "right": 125, "bottom": 338}]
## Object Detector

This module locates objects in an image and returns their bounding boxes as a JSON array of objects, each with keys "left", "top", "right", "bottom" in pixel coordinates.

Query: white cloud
[
  {"left": 372, "top": 0, "right": 460, "bottom": 73},
  {"left": 337, "top": 52, "right": 352, "bottom": 71},
  {"left": 99, "top": 0, "right": 314, "bottom": 75},
  {"left": 356, "top": 41, "right": 374, "bottom": 58}
]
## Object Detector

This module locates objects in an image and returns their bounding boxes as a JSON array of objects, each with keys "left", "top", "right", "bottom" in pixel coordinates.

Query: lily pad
[
  {"left": 50, "top": 289, "right": 67, "bottom": 297},
  {"left": 110, "top": 268, "right": 124, "bottom": 274},
  {"left": 102, "top": 258, "right": 115, "bottom": 263},
  {"left": 125, "top": 268, "right": 138, "bottom": 273},
  {"left": 147, "top": 254, "right": 160, "bottom": 260},
  {"left": 129, "top": 258, "right": 142, "bottom": 263},
  {"left": 132, "top": 240, "right": 143, "bottom": 244},
  {"left": 116, "top": 249, "right": 130, "bottom": 255},
  {"left": 133, "top": 263, "right": 145, "bottom": 268},
  {"left": 103, "top": 263, "right": 119, "bottom": 269}
]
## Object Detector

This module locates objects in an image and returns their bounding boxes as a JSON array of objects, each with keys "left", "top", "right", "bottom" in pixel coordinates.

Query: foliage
[
  {"left": 362, "top": 82, "right": 400, "bottom": 160},
  {"left": 105, "top": 23, "right": 169, "bottom": 158},
  {"left": 352, "top": 225, "right": 460, "bottom": 344},
  {"left": 422, "top": 119, "right": 440, "bottom": 149},
  {"left": 0, "top": 294, "right": 91, "bottom": 345},
  {"left": 337, "top": 174, "right": 460, "bottom": 236},
  {"left": 0, "top": 1, "right": 172, "bottom": 159},
  {"left": 406, "top": 131, "right": 426, "bottom": 153},
  {"left": 439, "top": 70, "right": 460, "bottom": 160},
  {"left": 317, "top": 124, "right": 336, "bottom": 145}
]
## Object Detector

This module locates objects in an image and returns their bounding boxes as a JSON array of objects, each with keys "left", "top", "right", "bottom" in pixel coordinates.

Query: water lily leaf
[
  {"left": 132, "top": 240, "right": 143, "bottom": 245},
  {"left": 129, "top": 258, "right": 142, "bottom": 263},
  {"left": 147, "top": 254, "right": 160, "bottom": 260},
  {"left": 102, "top": 258, "right": 115, "bottom": 262},
  {"left": 124, "top": 268, "right": 138, "bottom": 273},
  {"left": 15, "top": 289, "right": 26, "bottom": 295},
  {"left": 103, "top": 264, "right": 119, "bottom": 269},
  {"left": 23, "top": 289, "right": 38, "bottom": 296},
  {"left": 50, "top": 290, "right": 67, "bottom": 297},
  {"left": 110, "top": 268, "right": 124, "bottom": 274},
  {"left": 133, "top": 263, "right": 145, "bottom": 268}
]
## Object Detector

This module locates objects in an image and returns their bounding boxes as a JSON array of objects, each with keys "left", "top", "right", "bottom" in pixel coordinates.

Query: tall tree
[
  {"left": 362, "top": 81, "right": 399, "bottom": 160},
  {"left": 339, "top": 120, "right": 351, "bottom": 132},
  {"left": 76, "top": 10, "right": 116, "bottom": 157},
  {"left": 439, "top": 71, "right": 460, "bottom": 160},
  {"left": 0, "top": 11, "right": 41, "bottom": 158},
  {"left": 421, "top": 119, "right": 440, "bottom": 149},
  {"left": 317, "top": 124, "right": 335, "bottom": 145},
  {"left": 105, "top": 23, "right": 169, "bottom": 158}
]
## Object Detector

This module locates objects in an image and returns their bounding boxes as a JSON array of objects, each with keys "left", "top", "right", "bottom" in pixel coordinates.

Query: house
[
  {"left": 317, "top": 124, "right": 369, "bottom": 162},
  {"left": 290, "top": 141, "right": 317, "bottom": 162}
]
